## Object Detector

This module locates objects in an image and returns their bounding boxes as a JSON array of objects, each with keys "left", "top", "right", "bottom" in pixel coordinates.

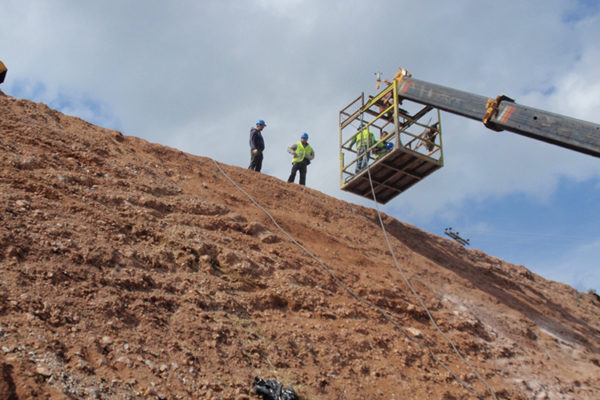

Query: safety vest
[
  {"left": 355, "top": 128, "right": 374, "bottom": 149},
  {"left": 374, "top": 139, "right": 388, "bottom": 159},
  {"left": 292, "top": 142, "right": 313, "bottom": 163}
]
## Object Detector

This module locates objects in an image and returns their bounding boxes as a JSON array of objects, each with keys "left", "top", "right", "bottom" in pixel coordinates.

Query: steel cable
[
  {"left": 212, "top": 159, "right": 490, "bottom": 399},
  {"left": 365, "top": 165, "right": 497, "bottom": 400}
]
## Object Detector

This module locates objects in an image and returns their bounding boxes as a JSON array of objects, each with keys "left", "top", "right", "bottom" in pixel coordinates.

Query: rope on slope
[
  {"left": 211, "top": 159, "right": 489, "bottom": 399},
  {"left": 365, "top": 165, "right": 497, "bottom": 400}
]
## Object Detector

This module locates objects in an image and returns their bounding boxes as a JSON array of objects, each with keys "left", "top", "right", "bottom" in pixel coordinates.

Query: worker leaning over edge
[
  {"left": 249, "top": 120, "right": 267, "bottom": 172},
  {"left": 0, "top": 60, "right": 7, "bottom": 84},
  {"left": 287, "top": 132, "right": 314, "bottom": 186}
]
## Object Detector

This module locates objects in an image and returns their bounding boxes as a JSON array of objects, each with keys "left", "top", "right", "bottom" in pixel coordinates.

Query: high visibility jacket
[
  {"left": 374, "top": 139, "right": 388, "bottom": 159},
  {"left": 352, "top": 128, "right": 375, "bottom": 149},
  {"left": 292, "top": 141, "right": 314, "bottom": 163}
]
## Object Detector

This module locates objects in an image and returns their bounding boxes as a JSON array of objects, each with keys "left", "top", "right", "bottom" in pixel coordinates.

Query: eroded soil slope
[{"left": 1, "top": 90, "right": 599, "bottom": 399}]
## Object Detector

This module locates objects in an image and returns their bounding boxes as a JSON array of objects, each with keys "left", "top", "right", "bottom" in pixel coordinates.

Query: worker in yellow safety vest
[
  {"left": 0, "top": 60, "right": 7, "bottom": 84},
  {"left": 374, "top": 130, "right": 396, "bottom": 160},
  {"left": 349, "top": 124, "right": 375, "bottom": 172},
  {"left": 287, "top": 132, "right": 315, "bottom": 185}
]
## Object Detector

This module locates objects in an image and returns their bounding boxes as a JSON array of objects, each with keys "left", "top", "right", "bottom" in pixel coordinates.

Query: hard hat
[
  {"left": 358, "top": 123, "right": 365, "bottom": 128},
  {"left": 256, "top": 120, "right": 266, "bottom": 126},
  {"left": 386, "top": 142, "right": 394, "bottom": 150},
  {"left": 301, "top": 133, "right": 308, "bottom": 139}
]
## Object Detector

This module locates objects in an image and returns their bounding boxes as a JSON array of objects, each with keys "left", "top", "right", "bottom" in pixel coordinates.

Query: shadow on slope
[{"left": 381, "top": 217, "right": 600, "bottom": 352}]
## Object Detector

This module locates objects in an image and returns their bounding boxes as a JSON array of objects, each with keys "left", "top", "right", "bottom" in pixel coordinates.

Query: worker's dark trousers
[
  {"left": 287, "top": 161, "right": 307, "bottom": 185},
  {"left": 248, "top": 150, "right": 263, "bottom": 172}
]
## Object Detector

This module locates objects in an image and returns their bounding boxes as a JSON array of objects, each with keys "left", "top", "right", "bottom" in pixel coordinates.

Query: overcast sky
[{"left": 2, "top": 0, "right": 599, "bottom": 292}]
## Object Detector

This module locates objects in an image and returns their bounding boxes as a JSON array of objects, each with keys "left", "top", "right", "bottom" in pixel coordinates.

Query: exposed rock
[
  {"left": 406, "top": 327, "right": 423, "bottom": 338},
  {"left": 35, "top": 365, "right": 52, "bottom": 377},
  {"left": 0, "top": 91, "right": 599, "bottom": 399}
]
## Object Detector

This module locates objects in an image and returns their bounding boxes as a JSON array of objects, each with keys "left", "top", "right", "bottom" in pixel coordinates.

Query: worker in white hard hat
[{"left": 287, "top": 132, "right": 314, "bottom": 185}]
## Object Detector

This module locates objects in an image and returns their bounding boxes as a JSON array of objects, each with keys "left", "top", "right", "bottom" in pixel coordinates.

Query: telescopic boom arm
[{"left": 387, "top": 70, "right": 600, "bottom": 158}]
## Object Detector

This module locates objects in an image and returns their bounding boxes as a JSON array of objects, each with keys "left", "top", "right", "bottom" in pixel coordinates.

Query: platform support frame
[{"left": 339, "top": 80, "right": 444, "bottom": 203}]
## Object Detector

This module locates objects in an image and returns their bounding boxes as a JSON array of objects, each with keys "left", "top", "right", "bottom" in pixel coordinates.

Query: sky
[{"left": 1, "top": 0, "right": 599, "bottom": 292}]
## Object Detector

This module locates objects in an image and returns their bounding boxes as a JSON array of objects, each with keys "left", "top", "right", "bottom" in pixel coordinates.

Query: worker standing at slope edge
[
  {"left": 0, "top": 60, "right": 7, "bottom": 84},
  {"left": 249, "top": 120, "right": 267, "bottom": 172},
  {"left": 287, "top": 132, "right": 314, "bottom": 185}
]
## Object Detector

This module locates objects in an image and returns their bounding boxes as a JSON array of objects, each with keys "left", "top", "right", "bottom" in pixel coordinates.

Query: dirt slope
[{"left": 1, "top": 90, "right": 599, "bottom": 399}]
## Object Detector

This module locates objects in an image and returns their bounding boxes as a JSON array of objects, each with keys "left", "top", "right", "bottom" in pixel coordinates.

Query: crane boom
[
  {"left": 339, "top": 69, "right": 600, "bottom": 204},
  {"left": 396, "top": 77, "right": 600, "bottom": 158}
]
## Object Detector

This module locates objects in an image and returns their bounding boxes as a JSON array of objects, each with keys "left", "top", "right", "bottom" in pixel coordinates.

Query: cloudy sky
[{"left": 2, "top": 0, "right": 599, "bottom": 292}]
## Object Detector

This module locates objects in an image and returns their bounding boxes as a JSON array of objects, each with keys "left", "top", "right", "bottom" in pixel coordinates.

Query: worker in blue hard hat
[
  {"left": 287, "top": 132, "right": 315, "bottom": 186},
  {"left": 349, "top": 123, "right": 375, "bottom": 173},
  {"left": 249, "top": 120, "right": 267, "bottom": 172}
]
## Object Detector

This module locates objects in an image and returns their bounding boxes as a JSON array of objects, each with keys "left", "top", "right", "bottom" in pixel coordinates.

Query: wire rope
[
  {"left": 212, "top": 159, "right": 490, "bottom": 399},
  {"left": 365, "top": 165, "right": 497, "bottom": 400}
]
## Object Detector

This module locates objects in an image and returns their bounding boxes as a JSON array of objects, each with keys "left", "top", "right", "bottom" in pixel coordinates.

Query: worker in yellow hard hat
[{"left": 0, "top": 60, "right": 6, "bottom": 84}]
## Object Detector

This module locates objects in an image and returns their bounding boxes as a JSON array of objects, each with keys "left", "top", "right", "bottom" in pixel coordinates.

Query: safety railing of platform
[{"left": 339, "top": 81, "right": 444, "bottom": 186}]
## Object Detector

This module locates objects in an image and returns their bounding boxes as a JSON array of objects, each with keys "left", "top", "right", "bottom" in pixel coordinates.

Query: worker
[
  {"left": 287, "top": 132, "right": 314, "bottom": 186},
  {"left": 377, "top": 90, "right": 393, "bottom": 121},
  {"left": 422, "top": 122, "right": 439, "bottom": 151},
  {"left": 374, "top": 131, "right": 394, "bottom": 160},
  {"left": 349, "top": 123, "right": 375, "bottom": 173},
  {"left": 248, "top": 120, "right": 267, "bottom": 172},
  {"left": 0, "top": 60, "right": 6, "bottom": 84}
]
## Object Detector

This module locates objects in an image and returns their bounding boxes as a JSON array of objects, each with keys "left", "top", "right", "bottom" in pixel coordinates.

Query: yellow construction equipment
[
  {"left": 340, "top": 70, "right": 443, "bottom": 204},
  {"left": 339, "top": 67, "right": 600, "bottom": 204}
]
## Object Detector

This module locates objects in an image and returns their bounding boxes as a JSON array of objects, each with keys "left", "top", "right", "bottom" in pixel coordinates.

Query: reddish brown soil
[{"left": 1, "top": 89, "right": 599, "bottom": 399}]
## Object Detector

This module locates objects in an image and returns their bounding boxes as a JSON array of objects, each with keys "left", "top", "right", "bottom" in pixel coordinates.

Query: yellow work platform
[
  {"left": 339, "top": 79, "right": 444, "bottom": 204},
  {"left": 341, "top": 146, "right": 443, "bottom": 204}
]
